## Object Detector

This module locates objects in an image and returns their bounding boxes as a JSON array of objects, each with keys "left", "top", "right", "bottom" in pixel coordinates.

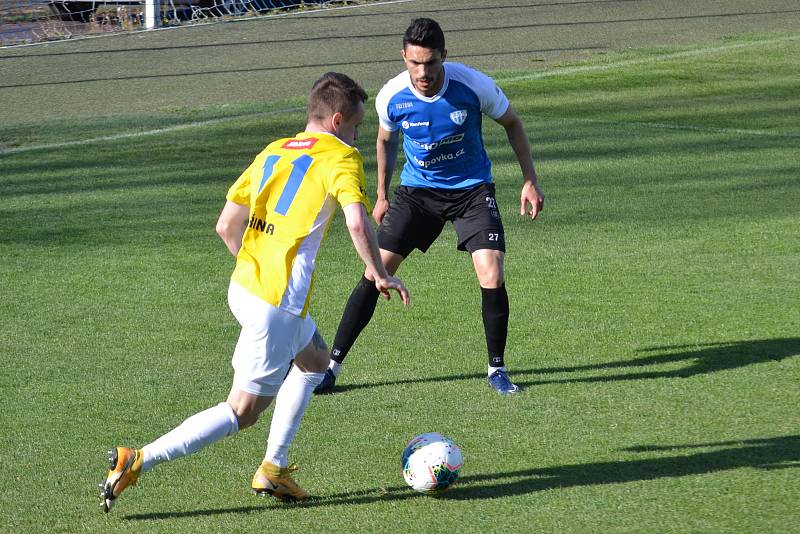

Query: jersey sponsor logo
[
  {"left": 281, "top": 138, "right": 318, "bottom": 150},
  {"left": 413, "top": 147, "right": 466, "bottom": 168},
  {"left": 401, "top": 120, "right": 430, "bottom": 129},
  {"left": 450, "top": 110, "right": 468, "bottom": 125},
  {"left": 395, "top": 102, "right": 413, "bottom": 110},
  {"left": 410, "top": 133, "right": 464, "bottom": 151}
]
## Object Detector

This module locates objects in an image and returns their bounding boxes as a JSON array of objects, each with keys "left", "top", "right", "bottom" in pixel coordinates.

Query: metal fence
[{"left": 0, "top": 0, "right": 360, "bottom": 46}]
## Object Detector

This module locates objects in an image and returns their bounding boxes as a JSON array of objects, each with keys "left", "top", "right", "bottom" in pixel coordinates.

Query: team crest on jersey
[
  {"left": 282, "top": 138, "right": 318, "bottom": 149},
  {"left": 450, "top": 110, "right": 468, "bottom": 125}
]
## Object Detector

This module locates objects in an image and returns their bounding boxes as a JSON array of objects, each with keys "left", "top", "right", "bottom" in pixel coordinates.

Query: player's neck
[
  {"left": 412, "top": 64, "right": 446, "bottom": 97},
  {"left": 304, "top": 122, "right": 333, "bottom": 136}
]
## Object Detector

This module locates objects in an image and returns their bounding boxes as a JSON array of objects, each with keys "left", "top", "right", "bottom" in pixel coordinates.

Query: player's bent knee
[
  {"left": 479, "top": 271, "right": 504, "bottom": 288},
  {"left": 231, "top": 405, "right": 260, "bottom": 429},
  {"left": 294, "top": 341, "right": 329, "bottom": 373},
  {"left": 226, "top": 392, "right": 273, "bottom": 430},
  {"left": 474, "top": 264, "right": 504, "bottom": 288},
  {"left": 472, "top": 250, "right": 504, "bottom": 288},
  {"left": 294, "top": 350, "right": 329, "bottom": 373},
  {"left": 237, "top": 414, "right": 259, "bottom": 430}
]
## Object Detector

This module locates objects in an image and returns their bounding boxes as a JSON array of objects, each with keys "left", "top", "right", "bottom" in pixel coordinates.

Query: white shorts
[{"left": 227, "top": 281, "right": 316, "bottom": 397}]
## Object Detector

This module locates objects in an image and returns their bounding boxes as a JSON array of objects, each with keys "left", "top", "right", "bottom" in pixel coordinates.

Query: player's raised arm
[
  {"left": 342, "top": 201, "right": 409, "bottom": 305},
  {"left": 494, "top": 106, "right": 545, "bottom": 220},
  {"left": 215, "top": 200, "right": 250, "bottom": 256},
  {"left": 373, "top": 127, "right": 400, "bottom": 224}
]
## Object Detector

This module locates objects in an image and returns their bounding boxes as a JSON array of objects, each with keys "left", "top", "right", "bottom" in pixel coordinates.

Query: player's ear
[
  {"left": 331, "top": 111, "right": 343, "bottom": 132},
  {"left": 441, "top": 49, "right": 447, "bottom": 61}
]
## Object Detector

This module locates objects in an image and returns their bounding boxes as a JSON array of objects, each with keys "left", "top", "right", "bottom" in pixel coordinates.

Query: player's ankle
[
  {"left": 488, "top": 365, "right": 507, "bottom": 376},
  {"left": 328, "top": 360, "right": 341, "bottom": 376}
]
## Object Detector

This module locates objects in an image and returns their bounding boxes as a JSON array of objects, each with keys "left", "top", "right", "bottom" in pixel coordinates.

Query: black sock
[
  {"left": 330, "top": 276, "right": 380, "bottom": 364},
  {"left": 481, "top": 284, "right": 509, "bottom": 369}
]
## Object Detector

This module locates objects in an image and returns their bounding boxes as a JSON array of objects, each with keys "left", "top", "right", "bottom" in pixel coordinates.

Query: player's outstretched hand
[
  {"left": 374, "top": 275, "right": 410, "bottom": 306},
  {"left": 520, "top": 180, "right": 545, "bottom": 220},
  {"left": 372, "top": 198, "right": 390, "bottom": 225}
]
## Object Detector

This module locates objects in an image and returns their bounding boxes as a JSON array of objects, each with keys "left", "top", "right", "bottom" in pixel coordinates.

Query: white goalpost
[{"left": 144, "top": 0, "right": 158, "bottom": 28}]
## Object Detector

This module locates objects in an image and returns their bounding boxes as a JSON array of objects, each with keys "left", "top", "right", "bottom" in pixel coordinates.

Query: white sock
[
  {"left": 488, "top": 365, "right": 507, "bottom": 376},
  {"left": 141, "top": 402, "right": 239, "bottom": 472},
  {"left": 328, "top": 360, "right": 341, "bottom": 377},
  {"left": 264, "top": 367, "right": 324, "bottom": 468}
]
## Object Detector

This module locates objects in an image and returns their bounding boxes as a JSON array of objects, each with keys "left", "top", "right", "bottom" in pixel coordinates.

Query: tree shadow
[
  {"left": 328, "top": 338, "right": 800, "bottom": 393},
  {"left": 123, "top": 434, "right": 799, "bottom": 519}
]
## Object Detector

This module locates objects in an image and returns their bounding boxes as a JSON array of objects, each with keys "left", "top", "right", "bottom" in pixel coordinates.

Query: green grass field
[{"left": 1, "top": 6, "right": 799, "bottom": 532}]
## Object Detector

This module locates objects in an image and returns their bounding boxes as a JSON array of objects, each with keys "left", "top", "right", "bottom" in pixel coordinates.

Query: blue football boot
[
  {"left": 488, "top": 369, "right": 521, "bottom": 395},
  {"left": 313, "top": 368, "right": 337, "bottom": 395}
]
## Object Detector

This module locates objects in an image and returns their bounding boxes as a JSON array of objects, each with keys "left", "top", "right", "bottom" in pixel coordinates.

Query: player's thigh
[
  {"left": 227, "top": 282, "right": 317, "bottom": 397},
  {"left": 452, "top": 183, "right": 506, "bottom": 254},
  {"left": 377, "top": 186, "right": 445, "bottom": 257}
]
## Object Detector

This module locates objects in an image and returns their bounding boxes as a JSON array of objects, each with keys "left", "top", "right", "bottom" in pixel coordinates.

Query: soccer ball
[{"left": 401, "top": 432, "right": 463, "bottom": 494}]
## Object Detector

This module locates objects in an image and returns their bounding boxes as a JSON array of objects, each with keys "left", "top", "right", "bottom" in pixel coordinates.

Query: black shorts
[{"left": 377, "top": 183, "right": 505, "bottom": 257}]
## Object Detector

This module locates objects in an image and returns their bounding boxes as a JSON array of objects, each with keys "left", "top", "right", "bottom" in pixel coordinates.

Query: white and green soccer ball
[{"left": 401, "top": 432, "right": 463, "bottom": 494}]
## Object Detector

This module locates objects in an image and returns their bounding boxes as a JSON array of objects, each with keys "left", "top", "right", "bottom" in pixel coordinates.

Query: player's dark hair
[
  {"left": 308, "top": 72, "right": 368, "bottom": 123},
  {"left": 403, "top": 18, "right": 445, "bottom": 53}
]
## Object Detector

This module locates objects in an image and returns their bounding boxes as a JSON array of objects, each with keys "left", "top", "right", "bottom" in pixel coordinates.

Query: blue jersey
[{"left": 376, "top": 62, "right": 509, "bottom": 189}]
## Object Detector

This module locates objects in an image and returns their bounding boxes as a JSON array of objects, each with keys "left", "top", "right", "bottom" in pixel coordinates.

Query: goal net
[{"left": 0, "top": 0, "right": 373, "bottom": 46}]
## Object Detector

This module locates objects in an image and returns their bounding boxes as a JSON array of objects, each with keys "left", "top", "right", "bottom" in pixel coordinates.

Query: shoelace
[{"left": 280, "top": 463, "right": 300, "bottom": 476}]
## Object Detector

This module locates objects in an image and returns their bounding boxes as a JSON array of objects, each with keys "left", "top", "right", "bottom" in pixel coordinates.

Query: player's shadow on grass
[
  {"left": 122, "top": 434, "right": 799, "bottom": 518},
  {"left": 331, "top": 338, "right": 799, "bottom": 393},
  {"left": 438, "top": 434, "right": 800, "bottom": 501},
  {"left": 515, "top": 337, "right": 800, "bottom": 388}
]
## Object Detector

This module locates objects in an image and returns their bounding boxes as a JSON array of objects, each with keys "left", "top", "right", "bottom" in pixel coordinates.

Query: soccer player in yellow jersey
[{"left": 99, "top": 72, "right": 409, "bottom": 511}]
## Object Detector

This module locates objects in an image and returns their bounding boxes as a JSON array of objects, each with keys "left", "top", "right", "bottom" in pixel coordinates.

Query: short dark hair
[
  {"left": 307, "top": 72, "right": 368, "bottom": 123},
  {"left": 403, "top": 18, "right": 445, "bottom": 53}
]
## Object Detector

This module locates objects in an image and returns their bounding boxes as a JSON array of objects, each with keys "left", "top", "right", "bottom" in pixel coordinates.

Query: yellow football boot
[
  {"left": 100, "top": 446, "right": 143, "bottom": 512},
  {"left": 251, "top": 461, "right": 309, "bottom": 502}
]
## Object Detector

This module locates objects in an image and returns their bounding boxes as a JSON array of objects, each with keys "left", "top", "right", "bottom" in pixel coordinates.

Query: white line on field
[
  {"left": 0, "top": 107, "right": 306, "bottom": 156},
  {"left": 2, "top": 34, "right": 797, "bottom": 156}
]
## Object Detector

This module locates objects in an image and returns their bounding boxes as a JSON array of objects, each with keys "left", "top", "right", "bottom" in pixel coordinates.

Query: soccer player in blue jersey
[{"left": 315, "top": 18, "right": 544, "bottom": 396}]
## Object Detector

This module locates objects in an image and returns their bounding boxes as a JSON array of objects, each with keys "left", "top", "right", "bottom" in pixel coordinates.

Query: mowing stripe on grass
[
  {"left": 494, "top": 34, "right": 800, "bottom": 84},
  {"left": 549, "top": 117, "right": 800, "bottom": 139},
  {"left": 2, "top": 34, "right": 796, "bottom": 157}
]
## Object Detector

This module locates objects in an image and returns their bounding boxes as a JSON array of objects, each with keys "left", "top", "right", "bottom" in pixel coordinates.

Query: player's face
[
  {"left": 334, "top": 100, "right": 365, "bottom": 146},
  {"left": 402, "top": 44, "right": 447, "bottom": 97}
]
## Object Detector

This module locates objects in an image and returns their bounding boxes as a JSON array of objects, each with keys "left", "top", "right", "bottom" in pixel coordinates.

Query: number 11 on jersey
[{"left": 258, "top": 154, "right": 314, "bottom": 215}]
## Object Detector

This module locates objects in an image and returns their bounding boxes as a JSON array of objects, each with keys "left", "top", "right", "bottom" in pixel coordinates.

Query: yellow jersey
[{"left": 226, "top": 131, "right": 370, "bottom": 316}]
